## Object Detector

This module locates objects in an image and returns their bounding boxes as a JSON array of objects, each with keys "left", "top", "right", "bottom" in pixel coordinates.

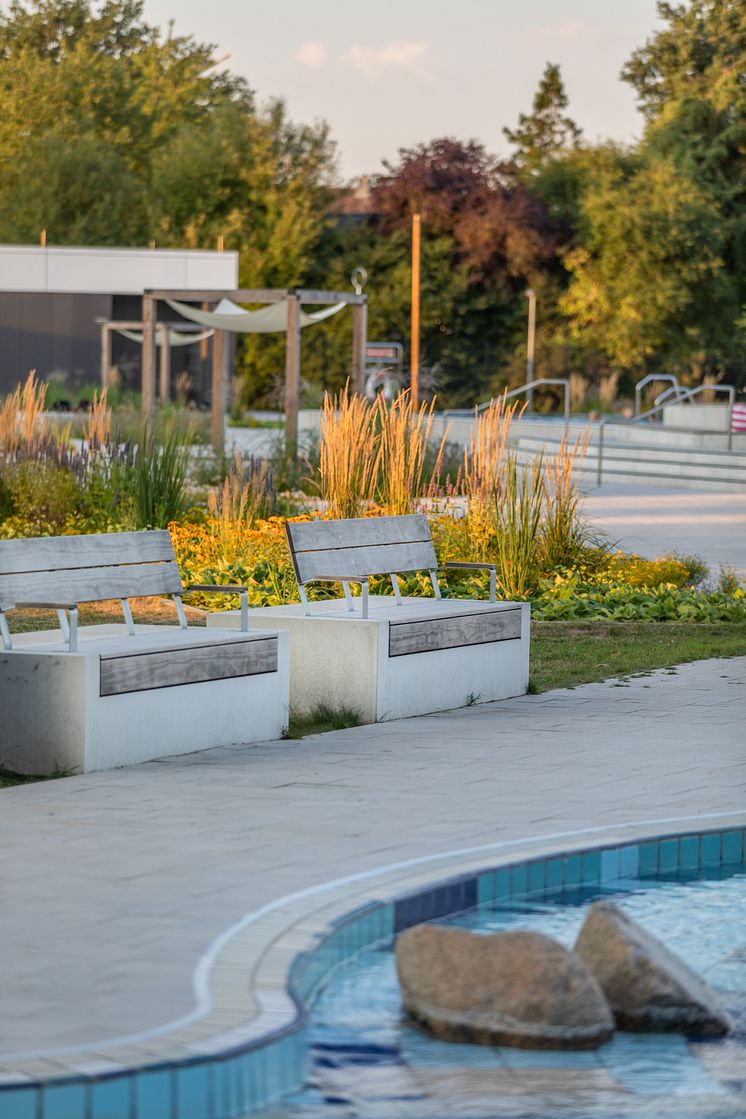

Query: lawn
[{"left": 529, "top": 621, "right": 746, "bottom": 692}]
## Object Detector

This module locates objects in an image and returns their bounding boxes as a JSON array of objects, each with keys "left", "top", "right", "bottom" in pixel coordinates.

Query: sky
[{"left": 142, "top": 0, "right": 663, "bottom": 180}]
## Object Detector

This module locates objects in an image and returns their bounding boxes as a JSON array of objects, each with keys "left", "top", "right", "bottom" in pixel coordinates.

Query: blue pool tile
[
  {"left": 722, "top": 830, "right": 743, "bottom": 865},
  {"left": 658, "top": 838, "right": 679, "bottom": 874},
  {"left": 618, "top": 844, "right": 639, "bottom": 879},
  {"left": 563, "top": 853, "right": 581, "bottom": 886},
  {"left": 600, "top": 848, "right": 619, "bottom": 883},
  {"left": 678, "top": 835, "right": 699, "bottom": 871},
  {"left": 545, "top": 858, "right": 563, "bottom": 890},
  {"left": 493, "top": 868, "right": 510, "bottom": 903},
  {"left": 581, "top": 850, "right": 600, "bottom": 885},
  {"left": 510, "top": 864, "right": 528, "bottom": 897},
  {"left": 462, "top": 876, "right": 477, "bottom": 911},
  {"left": 90, "top": 1077, "right": 130, "bottom": 1119},
  {"left": 0, "top": 1087, "right": 37, "bottom": 1119},
  {"left": 477, "top": 871, "right": 495, "bottom": 907},
  {"left": 133, "top": 1069, "right": 172, "bottom": 1119},
  {"left": 638, "top": 841, "right": 658, "bottom": 875},
  {"left": 527, "top": 860, "right": 545, "bottom": 895},
  {"left": 700, "top": 832, "right": 721, "bottom": 868},
  {"left": 175, "top": 1063, "right": 211, "bottom": 1119},
  {"left": 212, "top": 1060, "right": 235, "bottom": 1119},
  {"left": 43, "top": 1082, "right": 87, "bottom": 1119}
]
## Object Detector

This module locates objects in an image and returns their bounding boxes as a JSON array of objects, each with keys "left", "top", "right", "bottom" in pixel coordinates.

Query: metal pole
[
  {"left": 285, "top": 292, "right": 301, "bottom": 456},
  {"left": 596, "top": 421, "right": 605, "bottom": 487},
  {"left": 727, "top": 386, "right": 734, "bottom": 452},
  {"left": 563, "top": 380, "right": 569, "bottom": 442},
  {"left": 410, "top": 213, "right": 421, "bottom": 408},
  {"left": 525, "top": 288, "right": 536, "bottom": 411}
]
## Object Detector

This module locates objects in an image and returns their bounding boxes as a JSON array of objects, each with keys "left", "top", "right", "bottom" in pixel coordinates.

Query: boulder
[
  {"left": 395, "top": 924, "right": 614, "bottom": 1049},
  {"left": 575, "top": 901, "right": 731, "bottom": 1036}
]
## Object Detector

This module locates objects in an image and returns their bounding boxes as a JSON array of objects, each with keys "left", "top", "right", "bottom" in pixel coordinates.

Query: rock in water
[
  {"left": 575, "top": 900, "right": 731, "bottom": 1036},
  {"left": 395, "top": 925, "right": 614, "bottom": 1049}
]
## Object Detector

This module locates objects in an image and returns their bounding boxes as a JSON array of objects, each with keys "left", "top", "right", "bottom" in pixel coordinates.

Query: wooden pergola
[{"left": 141, "top": 288, "right": 368, "bottom": 452}]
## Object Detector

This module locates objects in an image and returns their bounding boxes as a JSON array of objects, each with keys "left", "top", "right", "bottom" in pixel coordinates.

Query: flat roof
[{"left": 0, "top": 245, "right": 239, "bottom": 295}]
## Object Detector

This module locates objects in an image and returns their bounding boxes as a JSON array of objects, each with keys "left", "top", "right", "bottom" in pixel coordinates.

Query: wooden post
[
  {"left": 410, "top": 213, "right": 421, "bottom": 408},
  {"left": 141, "top": 293, "right": 156, "bottom": 424},
  {"left": 211, "top": 325, "right": 224, "bottom": 455},
  {"left": 158, "top": 325, "right": 171, "bottom": 403},
  {"left": 351, "top": 298, "right": 367, "bottom": 395},
  {"left": 100, "top": 324, "right": 110, "bottom": 389},
  {"left": 284, "top": 293, "right": 301, "bottom": 455}
]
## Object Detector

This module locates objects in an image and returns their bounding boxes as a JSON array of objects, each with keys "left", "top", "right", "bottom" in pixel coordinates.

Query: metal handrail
[
  {"left": 634, "top": 374, "right": 681, "bottom": 415},
  {"left": 472, "top": 378, "right": 570, "bottom": 439},
  {"left": 597, "top": 383, "right": 736, "bottom": 483}
]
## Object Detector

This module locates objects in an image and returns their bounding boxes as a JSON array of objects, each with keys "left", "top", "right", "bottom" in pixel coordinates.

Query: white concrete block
[
  {"left": 208, "top": 598, "right": 530, "bottom": 723},
  {"left": 0, "top": 626, "right": 289, "bottom": 774}
]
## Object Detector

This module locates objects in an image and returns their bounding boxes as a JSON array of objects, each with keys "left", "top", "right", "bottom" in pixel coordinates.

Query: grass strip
[{"left": 529, "top": 621, "right": 746, "bottom": 692}]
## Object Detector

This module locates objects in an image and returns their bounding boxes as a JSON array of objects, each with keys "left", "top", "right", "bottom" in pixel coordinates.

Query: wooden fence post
[{"left": 284, "top": 293, "right": 301, "bottom": 455}]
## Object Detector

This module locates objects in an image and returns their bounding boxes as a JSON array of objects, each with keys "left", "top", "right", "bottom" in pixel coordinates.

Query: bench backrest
[
  {"left": 286, "top": 514, "right": 437, "bottom": 585},
  {"left": 0, "top": 530, "right": 182, "bottom": 611}
]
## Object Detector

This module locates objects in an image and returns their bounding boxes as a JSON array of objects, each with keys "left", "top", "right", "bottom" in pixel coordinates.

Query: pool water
[{"left": 261, "top": 869, "right": 746, "bottom": 1118}]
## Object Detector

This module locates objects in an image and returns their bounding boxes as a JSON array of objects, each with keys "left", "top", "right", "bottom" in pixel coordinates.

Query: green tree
[
  {"left": 558, "top": 0, "right": 746, "bottom": 382},
  {"left": 503, "top": 62, "right": 581, "bottom": 176}
]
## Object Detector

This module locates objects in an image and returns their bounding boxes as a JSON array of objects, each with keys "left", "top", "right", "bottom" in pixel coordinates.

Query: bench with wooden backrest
[
  {"left": 0, "top": 530, "right": 278, "bottom": 694},
  {"left": 286, "top": 513, "right": 497, "bottom": 619}
]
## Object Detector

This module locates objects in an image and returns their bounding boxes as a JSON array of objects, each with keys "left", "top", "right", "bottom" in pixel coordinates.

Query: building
[{"left": 0, "top": 244, "right": 238, "bottom": 402}]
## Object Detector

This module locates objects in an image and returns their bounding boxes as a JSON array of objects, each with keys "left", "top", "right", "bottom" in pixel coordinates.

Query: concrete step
[{"left": 513, "top": 436, "right": 746, "bottom": 491}]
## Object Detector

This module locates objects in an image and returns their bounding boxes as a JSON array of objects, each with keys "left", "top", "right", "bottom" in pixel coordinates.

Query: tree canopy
[{"left": 0, "top": 0, "right": 744, "bottom": 405}]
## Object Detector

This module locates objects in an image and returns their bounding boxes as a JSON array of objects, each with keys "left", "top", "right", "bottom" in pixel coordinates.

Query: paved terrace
[
  {"left": 1, "top": 657, "right": 745, "bottom": 1085},
  {"left": 580, "top": 484, "right": 746, "bottom": 582}
]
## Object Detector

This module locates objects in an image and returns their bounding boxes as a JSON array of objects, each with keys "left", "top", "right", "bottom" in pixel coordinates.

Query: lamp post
[
  {"left": 525, "top": 286, "right": 536, "bottom": 411},
  {"left": 410, "top": 213, "right": 421, "bottom": 408}
]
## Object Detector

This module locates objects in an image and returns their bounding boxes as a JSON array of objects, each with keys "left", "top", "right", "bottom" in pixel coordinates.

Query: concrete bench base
[
  {"left": 208, "top": 598, "right": 530, "bottom": 724},
  {"left": 1, "top": 624, "right": 290, "bottom": 774}
]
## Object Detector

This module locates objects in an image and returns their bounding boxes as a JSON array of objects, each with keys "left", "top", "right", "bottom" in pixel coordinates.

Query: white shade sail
[
  {"left": 165, "top": 297, "right": 347, "bottom": 334},
  {"left": 116, "top": 327, "right": 214, "bottom": 347}
]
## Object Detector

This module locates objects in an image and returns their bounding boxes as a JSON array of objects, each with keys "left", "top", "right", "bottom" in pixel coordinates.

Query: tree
[
  {"left": 557, "top": 0, "right": 746, "bottom": 382},
  {"left": 560, "top": 149, "right": 729, "bottom": 372},
  {"left": 503, "top": 63, "right": 581, "bottom": 175}
]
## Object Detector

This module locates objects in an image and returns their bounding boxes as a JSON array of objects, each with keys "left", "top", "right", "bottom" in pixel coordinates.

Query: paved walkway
[
  {"left": 581, "top": 484, "right": 746, "bottom": 580},
  {"left": 1, "top": 657, "right": 744, "bottom": 1082}
]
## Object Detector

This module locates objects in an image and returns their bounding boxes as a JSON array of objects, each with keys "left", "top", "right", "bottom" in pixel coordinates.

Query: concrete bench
[
  {"left": 0, "top": 530, "right": 289, "bottom": 774},
  {"left": 208, "top": 514, "right": 529, "bottom": 723}
]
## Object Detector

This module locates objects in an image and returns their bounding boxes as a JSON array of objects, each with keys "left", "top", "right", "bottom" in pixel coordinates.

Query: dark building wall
[
  {"left": 0, "top": 291, "right": 235, "bottom": 406},
  {"left": 0, "top": 291, "right": 112, "bottom": 395}
]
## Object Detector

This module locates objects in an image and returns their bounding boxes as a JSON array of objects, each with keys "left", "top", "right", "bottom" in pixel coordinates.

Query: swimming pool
[{"left": 267, "top": 836, "right": 746, "bottom": 1118}]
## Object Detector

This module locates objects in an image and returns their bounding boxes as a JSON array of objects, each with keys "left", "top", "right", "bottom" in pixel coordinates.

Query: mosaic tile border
[{"left": 2, "top": 824, "right": 744, "bottom": 1119}]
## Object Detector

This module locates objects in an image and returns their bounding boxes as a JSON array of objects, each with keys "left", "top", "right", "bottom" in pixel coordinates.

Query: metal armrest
[
  {"left": 441, "top": 562, "right": 497, "bottom": 602},
  {"left": 12, "top": 601, "right": 79, "bottom": 651},
  {"left": 181, "top": 585, "right": 250, "bottom": 632}
]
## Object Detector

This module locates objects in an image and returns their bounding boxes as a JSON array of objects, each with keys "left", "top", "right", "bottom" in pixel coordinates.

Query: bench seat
[{"left": 0, "top": 531, "right": 290, "bottom": 774}]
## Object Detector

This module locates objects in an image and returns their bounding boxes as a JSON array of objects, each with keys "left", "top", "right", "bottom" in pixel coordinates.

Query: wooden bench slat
[
  {"left": 288, "top": 514, "right": 431, "bottom": 553},
  {"left": 389, "top": 608, "right": 522, "bottom": 656},
  {"left": 295, "top": 540, "right": 437, "bottom": 583},
  {"left": 0, "top": 562, "right": 183, "bottom": 611},
  {"left": 0, "top": 530, "right": 174, "bottom": 575},
  {"left": 100, "top": 635, "right": 278, "bottom": 695}
]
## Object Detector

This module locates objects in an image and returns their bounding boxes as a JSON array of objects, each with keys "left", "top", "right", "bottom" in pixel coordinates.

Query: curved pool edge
[{"left": 2, "top": 811, "right": 745, "bottom": 1119}]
